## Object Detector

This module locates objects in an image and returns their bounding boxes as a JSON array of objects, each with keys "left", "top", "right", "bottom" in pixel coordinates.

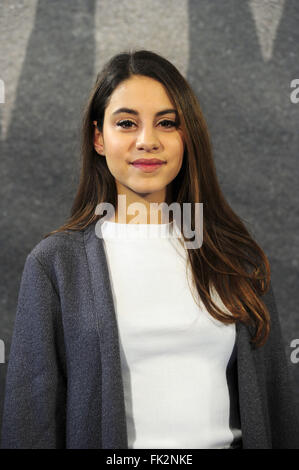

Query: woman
[{"left": 1, "top": 50, "right": 298, "bottom": 449}]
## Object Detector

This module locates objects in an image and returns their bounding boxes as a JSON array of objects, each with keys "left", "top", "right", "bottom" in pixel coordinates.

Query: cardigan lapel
[{"left": 84, "top": 220, "right": 129, "bottom": 449}]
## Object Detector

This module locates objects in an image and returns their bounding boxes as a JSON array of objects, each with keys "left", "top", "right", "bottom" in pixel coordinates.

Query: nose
[{"left": 136, "top": 125, "right": 160, "bottom": 152}]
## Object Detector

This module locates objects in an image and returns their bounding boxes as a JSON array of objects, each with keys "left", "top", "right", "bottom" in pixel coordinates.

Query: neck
[{"left": 113, "top": 183, "right": 173, "bottom": 224}]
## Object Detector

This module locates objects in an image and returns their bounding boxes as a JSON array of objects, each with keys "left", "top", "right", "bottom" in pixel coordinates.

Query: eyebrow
[{"left": 112, "top": 107, "right": 178, "bottom": 117}]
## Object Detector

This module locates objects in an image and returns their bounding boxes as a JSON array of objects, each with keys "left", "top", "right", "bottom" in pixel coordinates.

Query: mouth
[
  {"left": 131, "top": 158, "right": 166, "bottom": 165},
  {"left": 130, "top": 160, "right": 166, "bottom": 173}
]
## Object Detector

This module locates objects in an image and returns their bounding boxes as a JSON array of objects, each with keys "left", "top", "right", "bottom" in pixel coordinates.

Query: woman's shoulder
[{"left": 27, "top": 227, "right": 86, "bottom": 271}]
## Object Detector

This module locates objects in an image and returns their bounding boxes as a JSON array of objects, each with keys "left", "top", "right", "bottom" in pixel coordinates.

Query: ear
[{"left": 93, "top": 121, "right": 105, "bottom": 156}]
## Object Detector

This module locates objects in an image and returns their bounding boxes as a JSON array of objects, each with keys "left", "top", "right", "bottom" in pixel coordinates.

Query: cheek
[
  {"left": 105, "top": 141, "right": 129, "bottom": 175},
  {"left": 168, "top": 139, "right": 185, "bottom": 174},
  {"left": 106, "top": 131, "right": 130, "bottom": 158},
  {"left": 170, "top": 131, "right": 184, "bottom": 150},
  {"left": 170, "top": 137, "right": 185, "bottom": 163}
]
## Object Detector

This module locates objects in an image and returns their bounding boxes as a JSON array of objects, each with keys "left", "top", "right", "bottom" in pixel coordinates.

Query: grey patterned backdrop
[{"left": 1, "top": 0, "right": 298, "bottom": 434}]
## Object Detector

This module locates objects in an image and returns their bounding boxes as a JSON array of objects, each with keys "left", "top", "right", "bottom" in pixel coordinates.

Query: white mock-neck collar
[{"left": 100, "top": 219, "right": 182, "bottom": 240}]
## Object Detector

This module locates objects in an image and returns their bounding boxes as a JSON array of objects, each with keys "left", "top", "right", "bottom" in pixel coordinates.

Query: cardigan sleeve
[
  {"left": 0, "top": 253, "right": 67, "bottom": 449},
  {"left": 257, "top": 282, "right": 299, "bottom": 449}
]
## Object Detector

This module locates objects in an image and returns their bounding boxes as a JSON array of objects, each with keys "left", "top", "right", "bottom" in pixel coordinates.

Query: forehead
[{"left": 106, "top": 75, "right": 174, "bottom": 111}]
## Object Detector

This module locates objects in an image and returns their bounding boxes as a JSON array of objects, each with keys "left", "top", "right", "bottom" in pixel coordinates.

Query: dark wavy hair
[{"left": 43, "top": 49, "right": 271, "bottom": 347}]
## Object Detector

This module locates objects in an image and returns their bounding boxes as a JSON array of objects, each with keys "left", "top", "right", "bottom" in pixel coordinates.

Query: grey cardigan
[{"left": 1, "top": 220, "right": 299, "bottom": 449}]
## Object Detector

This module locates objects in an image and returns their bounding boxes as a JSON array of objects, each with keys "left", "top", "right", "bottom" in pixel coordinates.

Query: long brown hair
[{"left": 43, "top": 49, "right": 271, "bottom": 348}]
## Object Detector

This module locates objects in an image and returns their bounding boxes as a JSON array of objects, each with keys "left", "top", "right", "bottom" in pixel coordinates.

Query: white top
[{"left": 100, "top": 219, "right": 242, "bottom": 449}]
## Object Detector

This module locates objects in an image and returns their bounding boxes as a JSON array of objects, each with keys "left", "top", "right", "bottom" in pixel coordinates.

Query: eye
[
  {"left": 116, "top": 120, "right": 136, "bottom": 129},
  {"left": 159, "top": 119, "right": 176, "bottom": 128}
]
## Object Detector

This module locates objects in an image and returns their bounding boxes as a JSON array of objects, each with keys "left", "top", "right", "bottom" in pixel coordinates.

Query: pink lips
[
  {"left": 130, "top": 158, "right": 166, "bottom": 173},
  {"left": 131, "top": 162, "right": 165, "bottom": 173}
]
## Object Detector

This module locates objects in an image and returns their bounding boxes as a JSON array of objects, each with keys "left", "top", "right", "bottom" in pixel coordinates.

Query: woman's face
[{"left": 93, "top": 75, "right": 185, "bottom": 206}]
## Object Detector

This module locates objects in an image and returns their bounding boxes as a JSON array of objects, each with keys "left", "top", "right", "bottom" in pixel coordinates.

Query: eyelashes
[{"left": 116, "top": 119, "right": 177, "bottom": 129}]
